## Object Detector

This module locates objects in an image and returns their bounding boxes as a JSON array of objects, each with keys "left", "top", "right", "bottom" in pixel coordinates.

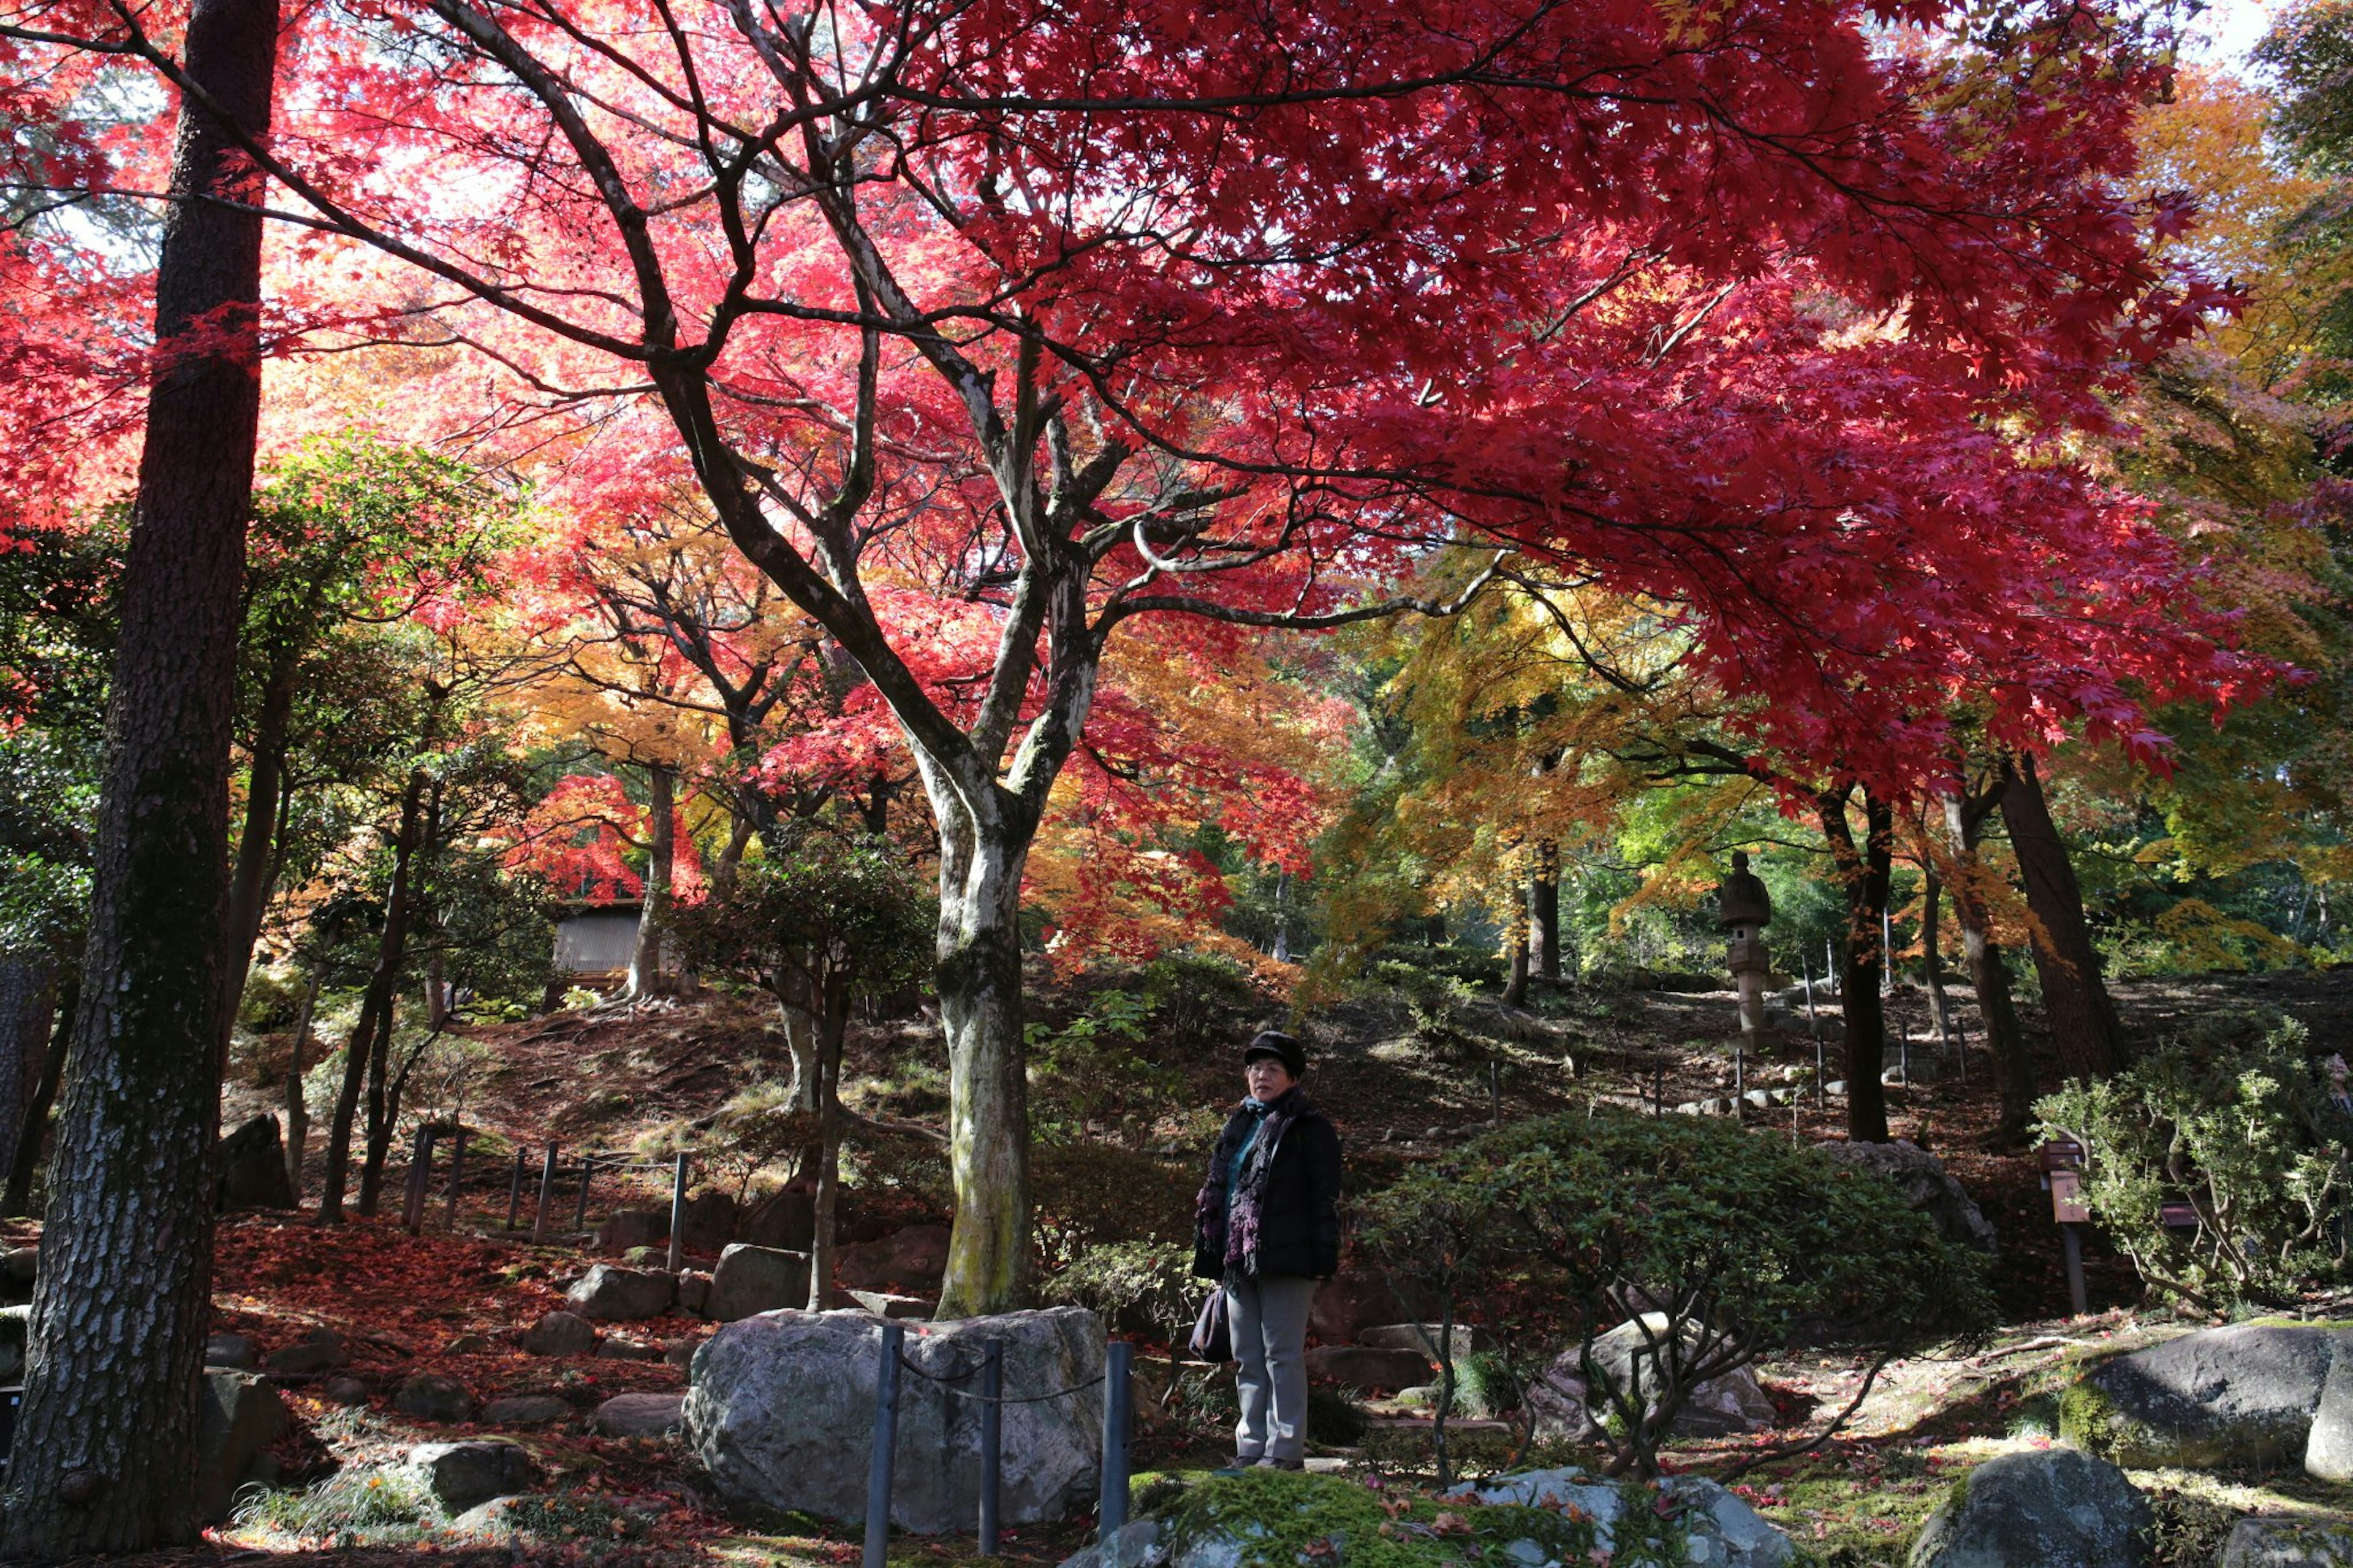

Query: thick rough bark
[
  {"left": 1820, "top": 788, "right": 1892, "bottom": 1144},
  {"left": 1529, "top": 843, "right": 1561, "bottom": 987},
  {"left": 0, "top": 0, "right": 278, "bottom": 1547},
  {"left": 4, "top": 979, "right": 73, "bottom": 1218},
  {"left": 1502, "top": 892, "right": 1530, "bottom": 1010},
  {"left": 930, "top": 815, "right": 1033, "bottom": 1319},
  {"left": 318, "top": 768, "right": 424, "bottom": 1223},
  {"left": 627, "top": 763, "right": 675, "bottom": 999},
  {"left": 1998, "top": 754, "right": 2125, "bottom": 1080},
  {"left": 0, "top": 958, "right": 56, "bottom": 1195},
  {"left": 1945, "top": 792, "right": 2036, "bottom": 1145}
]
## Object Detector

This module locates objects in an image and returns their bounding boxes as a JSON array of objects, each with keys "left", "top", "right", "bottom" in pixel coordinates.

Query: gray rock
[
  {"left": 1907, "top": 1447, "right": 2151, "bottom": 1568},
  {"left": 1662, "top": 1477, "right": 1797, "bottom": 1567},
  {"left": 1302, "top": 1344, "right": 1431, "bottom": 1392},
  {"left": 1525, "top": 1316, "right": 1776, "bottom": 1441},
  {"left": 206, "top": 1333, "right": 258, "bottom": 1370},
  {"left": 2218, "top": 1516, "right": 2353, "bottom": 1567},
  {"left": 263, "top": 1325, "right": 348, "bottom": 1374},
  {"left": 2305, "top": 1344, "right": 2353, "bottom": 1482},
  {"left": 395, "top": 1371, "right": 473, "bottom": 1423},
  {"left": 2065, "top": 1323, "right": 2344, "bottom": 1469},
  {"left": 739, "top": 1189, "right": 815, "bottom": 1252},
  {"left": 1814, "top": 1138, "right": 1996, "bottom": 1255},
  {"left": 480, "top": 1394, "right": 570, "bottom": 1425},
  {"left": 520, "top": 1309, "right": 599, "bottom": 1356},
  {"left": 214, "top": 1115, "right": 298, "bottom": 1210},
  {"left": 320, "top": 1375, "right": 369, "bottom": 1405},
  {"left": 596, "top": 1335, "right": 663, "bottom": 1362},
  {"left": 846, "top": 1290, "right": 934, "bottom": 1320},
  {"left": 596, "top": 1391, "right": 686, "bottom": 1437},
  {"left": 686, "top": 1305, "right": 1102, "bottom": 1533},
  {"left": 1307, "top": 1270, "right": 1434, "bottom": 1343},
  {"left": 0, "top": 1303, "right": 27, "bottom": 1384},
  {"left": 595, "top": 1208, "right": 670, "bottom": 1253},
  {"left": 1357, "top": 1322, "right": 1493, "bottom": 1358},
  {"left": 441, "top": 1333, "right": 494, "bottom": 1356},
  {"left": 195, "top": 1369, "right": 290, "bottom": 1521},
  {"left": 1452, "top": 1468, "right": 1792, "bottom": 1567},
  {"left": 445, "top": 1494, "right": 536, "bottom": 1538},
  {"left": 707, "top": 1243, "right": 811, "bottom": 1322},
  {"left": 837, "top": 1224, "right": 952, "bottom": 1293},
  {"left": 1742, "top": 1090, "right": 1774, "bottom": 1113},
  {"left": 681, "top": 1189, "right": 739, "bottom": 1254},
  {"left": 1061, "top": 1518, "right": 1166, "bottom": 1568},
  {"left": 405, "top": 1440, "right": 534, "bottom": 1513},
  {"left": 677, "top": 1270, "right": 711, "bottom": 1316},
  {"left": 665, "top": 1338, "right": 700, "bottom": 1369},
  {"left": 2, "top": 1244, "right": 36, "bottom": 1286},
  {"left": 564, "top": 1263, "right": 675, "bottom": 1322}
]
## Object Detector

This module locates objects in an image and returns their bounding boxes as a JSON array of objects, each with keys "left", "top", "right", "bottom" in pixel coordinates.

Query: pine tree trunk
[
  {"left": 1820, "top": 788, "right": 1892, "bottom": 1143},
  {"left": 1998, "top": 754, "right": 2125, "bottom": 1080},
  {"left": 1946, "top": 792, "right": 2037, "bottom": 1145},
  {"left": 1530, "top": 842, "right": 1561, "bottom": 987},
  {"left": 0, "top": 958, "right": 56, "bottom": 1197},
  {"left": 627, "top": 763, "right": 675, "bottom": 998},
  {"left": 5, "top": 978, "right": 73, "bottom": 1218},
  {"left": 0, "top": 0, "right": 278, "bottom": 1543},
  {"left": 931, "top": 814, "right": 1032, "bottom": 1319},
  {"left": 318, "top": 769, "right": 425, "bottom": 1223}
]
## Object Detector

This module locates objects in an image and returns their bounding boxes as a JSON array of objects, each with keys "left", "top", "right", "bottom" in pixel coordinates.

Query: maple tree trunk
[
  {"left": 806, "top": 978, "right": 852, "bottom": 1311},
  {"left": 627, "top": 763, "right": 675, "bottom": 998},
  {"left": 931, "top": 817, "right": 1033, "bottom": 1318},
  {"left": 0, "top": 958, "right": 56, "bottom": 1203},
  {"left": 1945, "top": 793, "right": 2036, "bottom": 1145},
  {"left": 711, "top": 811, "right": 756, "bottom": 898},
  {"left": 5, "top": 977, "right": 72, "bottom": 1218},
  {"left": 221, "top": 661, "right": 296, "bottom": 1031},
  {"left": 1820, "top": 789, "right": 1892, "bottom": 1143},
  {"left": 284, "top": 968, "right": 317, "bottom": 1200},
  {"left": 1502, "top": 908, "right": 1530, "bottom": 1009},
  {"left": 1529, "top": 842, "right": 1561, "bottom": 987},
  {"left": 0, "top": 0, "right": 277, "bottom": 1545},
  {"left": 1998, "top": 754, "right": 2125, "bottom": 1080},
  {"left": 319, "top": 768, "right": 425, "bottom": 1224},
  {"left": 358, "top": 989, "right": 399, "bottom": 1215},
  {"left": 1920, "top": 867, "right": 1955, "bottom": 1046}
]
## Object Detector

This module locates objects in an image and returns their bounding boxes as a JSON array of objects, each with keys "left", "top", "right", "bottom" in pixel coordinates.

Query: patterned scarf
[{"left": 1199, "top": 1087, "right": 1304, "bottom": 1276}]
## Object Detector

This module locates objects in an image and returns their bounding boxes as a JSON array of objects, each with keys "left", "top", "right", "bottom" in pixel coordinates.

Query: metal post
[
  {"left": 2062, "top": 1223, "right": 2088, "bottom": 1316},
  {"left": 1488, "top": 1059, "right": 1501, "bottom": 1125},
  {"left": 1099, "top": 1339, "right": 1133, "bottom": 1542},
  {"left": 1802, "top": 955, "right": 1826, "bottom": 1110},
  {"left": 979, "top": 1339, "right": 1003, "bottom": 1555},
  {"left": 1882, "top": 907, "right": 1894, "bottom": 997},
  {"left": 864, "top": 1322, "right": 904, "bottom": 1568},
  {"left": 506, "top": 1148, "right": 526, "bottom": 1232},
  {"left": 574, "top": 1153, "right": 596, "bottom": 1233},
  {"left": 532, "top": 1142, "right": 560, "bottom": 1244},
  {"left": 1733, "top": 1037, "right": 1745, "bottom": 1112},
  {"left": 445, "top": 1126, "right": 468, "bottom": 1228},
  {"left": 1898, "top": 1024, "right": 1909, "bottom": 1089},
  {"left": 403, "top": 1126, "right": 436, "bottom": 1235},
  {"left": 667, "top": 1151, "right": 689, "bottom": 1273}
]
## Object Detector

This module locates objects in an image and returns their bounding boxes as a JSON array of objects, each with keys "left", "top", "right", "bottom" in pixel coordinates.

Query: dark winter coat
[{"left": 1191, "top": 1086, "right": 1342, "bottom": 1281}]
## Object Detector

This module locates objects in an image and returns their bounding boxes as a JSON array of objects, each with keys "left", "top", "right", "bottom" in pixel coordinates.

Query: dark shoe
[
  {"left": 1211, "top": 1453, "right": 1259, "bottom": 1475},
  {"left": 1254, "top": 1456, "right": 1304, "bottom": 1471}
]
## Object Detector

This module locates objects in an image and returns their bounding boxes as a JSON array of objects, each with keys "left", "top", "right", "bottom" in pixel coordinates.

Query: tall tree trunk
[
  {"left": 1946, "top": 792, "right": 2036, "bottom": 1145},
  {"left": 930, "top": 806, "right": 1032, "bottom": 1319},
  {"left": 358, "top": 988, "right": 398, "bottom": 1216},
  {"left": 1920, "top": 866, "right": 1957, "bottom": 1051},
  {"left": 0, "top": 958, "right": 56, "bottom": 1197},
  {"left": 1529, "top": 841, "right": 1561, "bottom": 987},
  {"left": 6, "top": 978, "right": 74, "bottom": 1218},
  {"left": 1, "top": 0, "right": 278, "bottom": 1545},
  {"left": 627, "top": 762, "right": 675, "bottom": 999},
  {"left": 1998, "top": 753, "right": 2125, "bottom": 1080},
  {"left": 221, "top": 661, "right": 296, "bottom": 1032},
  {"left": 711, "top": 811, "right": 756, "bottom": 898},
  {"left": 422, "top": 953, "right": 448, "bottom": 1031},
  {"left": 1502, "top": 887, "right": 1531, "bottom": 1009},
  {"left": 318, "top": 768, "right": 425, "bottom": 1224},
  {"left": 283, "top": 968, "right": 317, "bottom": 1200},
  {"left": 1820, "top": 787, "right": 1893, "bottom": 1144},
  {"left": 806, "top": 974, "right": 853, "bottom": 1311}
]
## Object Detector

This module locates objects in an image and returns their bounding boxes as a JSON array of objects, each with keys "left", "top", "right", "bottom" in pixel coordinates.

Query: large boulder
[
  {"left": 681, "top": 1189, "right": 739, "bottom": 1254},
  {"left": 214, "top": 1115, "right": 298, "bottom": 1211},
  {"left": 2061, "top": 1323, "right": 2348, "bottom": 1470},
  {"left": 404, "top": 1440, "right": 534, "bottom": 1513},
  {"left": 195, "top": 1369, "right": 290, "bottom": 1521},
  {"left": 1907, "top": 1447, "right": 2152, "bottom": 1568},
  {"left": 707, "top": 1244, "right": 811, "bottom": 1322},
  {"left": 1301, "top": 1345, "right": 1429, "bottom": 1394},
  {"left": 686, "top": 1305, "right": 1104, "bottom": 1533},
  {"left": 2218, "top": 1517, "right": 2353, "bottom": 1567},
  {"left": 1357, "top": 1322, "right": 1493, "bottom": 1358},
  {"left": 1814, "top": 1139, "right": 1997, "bottom": 1255},
  {"left": 1308, "top": 1270, "right": 1433, "bottom": 1344},
  {"left": 739, "top": 1189, "right": 815, "bottom": 1251},
  {"left": 1523, "top": 1316, "right": 1776, "bottom": 1441},
  {"left": 837, "top": 1224, "right": 952, "bottom": 1293},
  {"left": 565, "top": 1263, "right": 675, "bottom": 1322},
  {"left": 2303, "top": 1347, "right": 2353, "bottom": 1482},
  {"left": 594, "top": 1209, "right": 670, "bottom": 1254},
  {"left": 520, "top": 1309, "right": 599, "bottom": 1357}
]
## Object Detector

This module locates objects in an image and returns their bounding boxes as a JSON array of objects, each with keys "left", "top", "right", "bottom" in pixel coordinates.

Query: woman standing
[{"left": 1192, "top": 1029, "right": 1343, "bottom": 1469}]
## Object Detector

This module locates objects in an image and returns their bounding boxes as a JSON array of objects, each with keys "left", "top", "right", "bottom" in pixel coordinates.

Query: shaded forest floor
[{"left": 27, "top": 960, "right": 2353, "bottom": 1563}]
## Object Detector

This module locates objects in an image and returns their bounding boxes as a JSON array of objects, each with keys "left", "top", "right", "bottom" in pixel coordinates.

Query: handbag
[{"left": 1188, "top": 1288, "right": 1232, "bottom": 1363}]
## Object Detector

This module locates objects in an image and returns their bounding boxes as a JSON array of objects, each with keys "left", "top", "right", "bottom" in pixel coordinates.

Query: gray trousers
[{"left": 1226, "top": 1274, "right": 1317, "bottom": 1461}]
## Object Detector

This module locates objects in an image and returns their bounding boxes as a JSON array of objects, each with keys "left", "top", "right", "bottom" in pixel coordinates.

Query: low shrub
[
  {"left": 1031, "top": 1141, "right": 1199, "bottom": 1260},
  {"left": 1042, "top": 1238, "right": 1199, "bottom": 1340},
  {"left": 1358, "top": 1109, "right": 1993, "bottom": 1479},
  {"left": 2037, "top": 1015, "right": 2352, "bottom": 1312},
  {"left": 232, "top": 1468, "right": 432, "bottom": 1543}
]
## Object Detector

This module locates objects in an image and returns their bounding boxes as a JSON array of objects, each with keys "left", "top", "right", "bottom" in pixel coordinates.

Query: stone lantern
[{"left": 1718, "top": 850, "right": 1773, "bottom": 1047}]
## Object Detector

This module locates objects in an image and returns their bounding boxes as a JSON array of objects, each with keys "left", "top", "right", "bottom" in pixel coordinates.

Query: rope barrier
[{"left": 893, "top": 1349, "right": 1105, "bottom": 1404}]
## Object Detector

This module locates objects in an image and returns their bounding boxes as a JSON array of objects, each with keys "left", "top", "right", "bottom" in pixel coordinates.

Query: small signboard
[
  {"left": 2160, "top": 1199, "right": 2200, "bottom": 1232},
  {"left": 2049, "top": 1168, "right": 2091, "bottom": 1225}
]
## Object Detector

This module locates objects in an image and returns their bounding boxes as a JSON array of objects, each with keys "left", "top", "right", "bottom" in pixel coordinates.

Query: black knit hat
[{"left": 1242, "top": 1029, "right": 1305, "bottom": 1077}]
